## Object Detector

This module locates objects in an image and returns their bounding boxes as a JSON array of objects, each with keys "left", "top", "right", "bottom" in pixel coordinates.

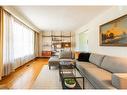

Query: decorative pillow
[{"left": 77, "top": 53, "right": 91, "bottom": 62}]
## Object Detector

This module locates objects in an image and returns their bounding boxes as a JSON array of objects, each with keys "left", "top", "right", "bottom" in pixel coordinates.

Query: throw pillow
[{"left": 77, "top": 52, "right": 91, "bottom": 62}]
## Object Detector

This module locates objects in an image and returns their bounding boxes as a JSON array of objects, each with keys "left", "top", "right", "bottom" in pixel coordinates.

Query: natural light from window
[{"left": 13, "top": 20, "right": 34, "bottom": 59}]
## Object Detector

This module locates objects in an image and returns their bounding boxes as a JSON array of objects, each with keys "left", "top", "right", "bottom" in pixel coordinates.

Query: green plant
[{"left": 64, "top": 78, "right": 76, "bottom": 85}]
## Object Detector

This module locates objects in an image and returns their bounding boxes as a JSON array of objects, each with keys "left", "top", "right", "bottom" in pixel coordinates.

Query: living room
[{"left": 0, "top": 0, "right": 127, "bottom": 95}]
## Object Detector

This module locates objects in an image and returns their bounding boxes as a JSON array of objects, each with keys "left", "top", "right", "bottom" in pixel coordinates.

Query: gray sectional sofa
[
  {"left": 48, "top": 51, "right": 75, "bottom": 69},
  {"left": 76, "top": 53, "right": 127, "bottom": 89}
]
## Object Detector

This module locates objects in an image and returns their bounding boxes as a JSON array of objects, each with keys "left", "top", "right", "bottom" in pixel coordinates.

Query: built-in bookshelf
[{"left": 42, "top": 31, "right": 72, "bottom": 57}]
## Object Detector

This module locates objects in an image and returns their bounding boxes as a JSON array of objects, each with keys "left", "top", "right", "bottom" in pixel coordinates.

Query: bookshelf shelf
[{"left": 42, "top": 31, "right": 72, "bottom": 57}]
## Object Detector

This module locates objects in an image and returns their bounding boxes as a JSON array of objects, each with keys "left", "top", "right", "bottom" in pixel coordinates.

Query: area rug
[{"left": 32, "top": 65, "right": 62, "bottom": 89}]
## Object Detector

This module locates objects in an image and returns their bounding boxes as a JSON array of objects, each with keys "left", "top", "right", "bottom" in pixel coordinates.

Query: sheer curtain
[
  {"left": 3, "top": 12, "right": 14, "bottom": 76},
  {"left": 13, "top": 20, "right": 35, "bottom": 69},
  {"left": 3, "top": 11, "right": 35, "bottom": 76},
  {"left": 34, "top": 32, "right": 39, "bottom": 57}
]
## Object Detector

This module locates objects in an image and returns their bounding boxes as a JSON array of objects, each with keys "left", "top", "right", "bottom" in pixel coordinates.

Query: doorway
[{"left": 79, "top": 30, "right": 88, "bottom": 52}]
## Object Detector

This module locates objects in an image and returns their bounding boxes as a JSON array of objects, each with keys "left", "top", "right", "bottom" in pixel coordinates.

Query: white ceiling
[{"left": 13, "top": 6, "right": 112, "bottom": 32}]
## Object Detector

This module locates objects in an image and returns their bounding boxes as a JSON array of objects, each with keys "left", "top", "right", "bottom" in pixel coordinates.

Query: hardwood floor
[{"left": 0, "top": 58, "right": 48, "bottom": 89}]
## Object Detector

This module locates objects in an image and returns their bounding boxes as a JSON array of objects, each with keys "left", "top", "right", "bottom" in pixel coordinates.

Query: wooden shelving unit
[{"left": 42, "top": 31, "right": 72, "bottom": 57}]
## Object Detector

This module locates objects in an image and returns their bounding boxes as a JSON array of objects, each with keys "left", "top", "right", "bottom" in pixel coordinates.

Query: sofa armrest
[{"left": 112, "top": 73, "right": 127, "bottom": 89}]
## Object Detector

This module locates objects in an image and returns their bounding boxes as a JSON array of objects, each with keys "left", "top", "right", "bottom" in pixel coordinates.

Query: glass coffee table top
[{"left": 59, "top": 61, "right": 84, "bottom": 89}]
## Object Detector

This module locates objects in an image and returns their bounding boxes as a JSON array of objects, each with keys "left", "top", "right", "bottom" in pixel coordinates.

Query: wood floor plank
[{"left": 0, "top": 58, "right": 49, "bottom": 89}]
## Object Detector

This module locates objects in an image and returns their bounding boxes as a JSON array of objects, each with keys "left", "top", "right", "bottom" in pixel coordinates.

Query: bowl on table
[{"left": 64, "top": 78, "right": 76, "bottom": 88}]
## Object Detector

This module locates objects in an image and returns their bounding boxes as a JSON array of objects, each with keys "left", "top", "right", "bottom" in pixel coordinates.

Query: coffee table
[{"left": 59, "top": 61, "right": 84, "bottom": 89}]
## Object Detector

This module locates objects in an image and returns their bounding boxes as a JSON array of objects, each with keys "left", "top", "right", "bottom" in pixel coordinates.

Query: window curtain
[
  {"left": 0, "top": 8, "right": 4, "bottom": 79},
  {"left": 34, "top": 32, "right": 39, "bottom": 57},
  {"left": 3, "top": 12, "right": 14, "bottom": 76},
  {"left": 3, "top": 11, "right": 35, "bottom": 76},
  {"left": 13, "top": 20, "right": 35, "bottom": 69}
]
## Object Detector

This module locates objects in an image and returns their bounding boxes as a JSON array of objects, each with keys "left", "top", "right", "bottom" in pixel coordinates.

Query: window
[
  {"left": 3, "top": 10, "right": 35, "bottom": 76},
  {"left": 13, "top": 20, "right": 34, "bottom": 59}
]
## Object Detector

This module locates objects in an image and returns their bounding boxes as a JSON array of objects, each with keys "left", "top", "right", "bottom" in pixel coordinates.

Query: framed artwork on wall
[{"left": 100, "top": 14, "right": 127, "bottom": 46}]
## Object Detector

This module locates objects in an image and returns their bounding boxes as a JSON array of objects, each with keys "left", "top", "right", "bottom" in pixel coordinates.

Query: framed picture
[{"left": 100, "top": 14, "right": 127, "bottom": 46}]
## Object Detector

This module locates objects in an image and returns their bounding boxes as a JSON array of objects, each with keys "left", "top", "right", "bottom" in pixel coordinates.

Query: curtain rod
[{"left": 1, "top": 7, "right": 40, "bottom": 34}]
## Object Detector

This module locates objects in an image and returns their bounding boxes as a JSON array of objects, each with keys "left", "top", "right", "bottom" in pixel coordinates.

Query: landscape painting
[{"left": 100, "top": 15, "right": 127, "bottom": 46}]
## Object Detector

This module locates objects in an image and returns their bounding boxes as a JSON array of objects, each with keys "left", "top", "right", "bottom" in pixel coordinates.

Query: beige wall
[
  {"left": 71, "top": 32, "right": 76, "bottom": 51},
  {"left": 75, "top": 6, "right": 127, "bottom": 57}
]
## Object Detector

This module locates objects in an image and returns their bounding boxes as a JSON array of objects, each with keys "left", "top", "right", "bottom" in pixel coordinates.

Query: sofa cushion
[
  {"left": 77, "top": 53, "right": 90, "bottom": 62},
  {"left": 89, "top": 53, "right": 105, "bottom": 67},
  {"left": 112, "top": 73, "right": 127, "bottom": 89},
  {"left": 84, "top": 68, "right": 115, "bottom": 89},
  {"left": 59, "top": 51, "right": 72, "bottom": 59},
  {"left": 76, "top": 61, "right": 98, "bottom": 76},
  {"left": 76, "top": 61, "right": 97, "bottom": 68},
  {"left": 101, "top": 56, "right": 127, "bottom": 73}
]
